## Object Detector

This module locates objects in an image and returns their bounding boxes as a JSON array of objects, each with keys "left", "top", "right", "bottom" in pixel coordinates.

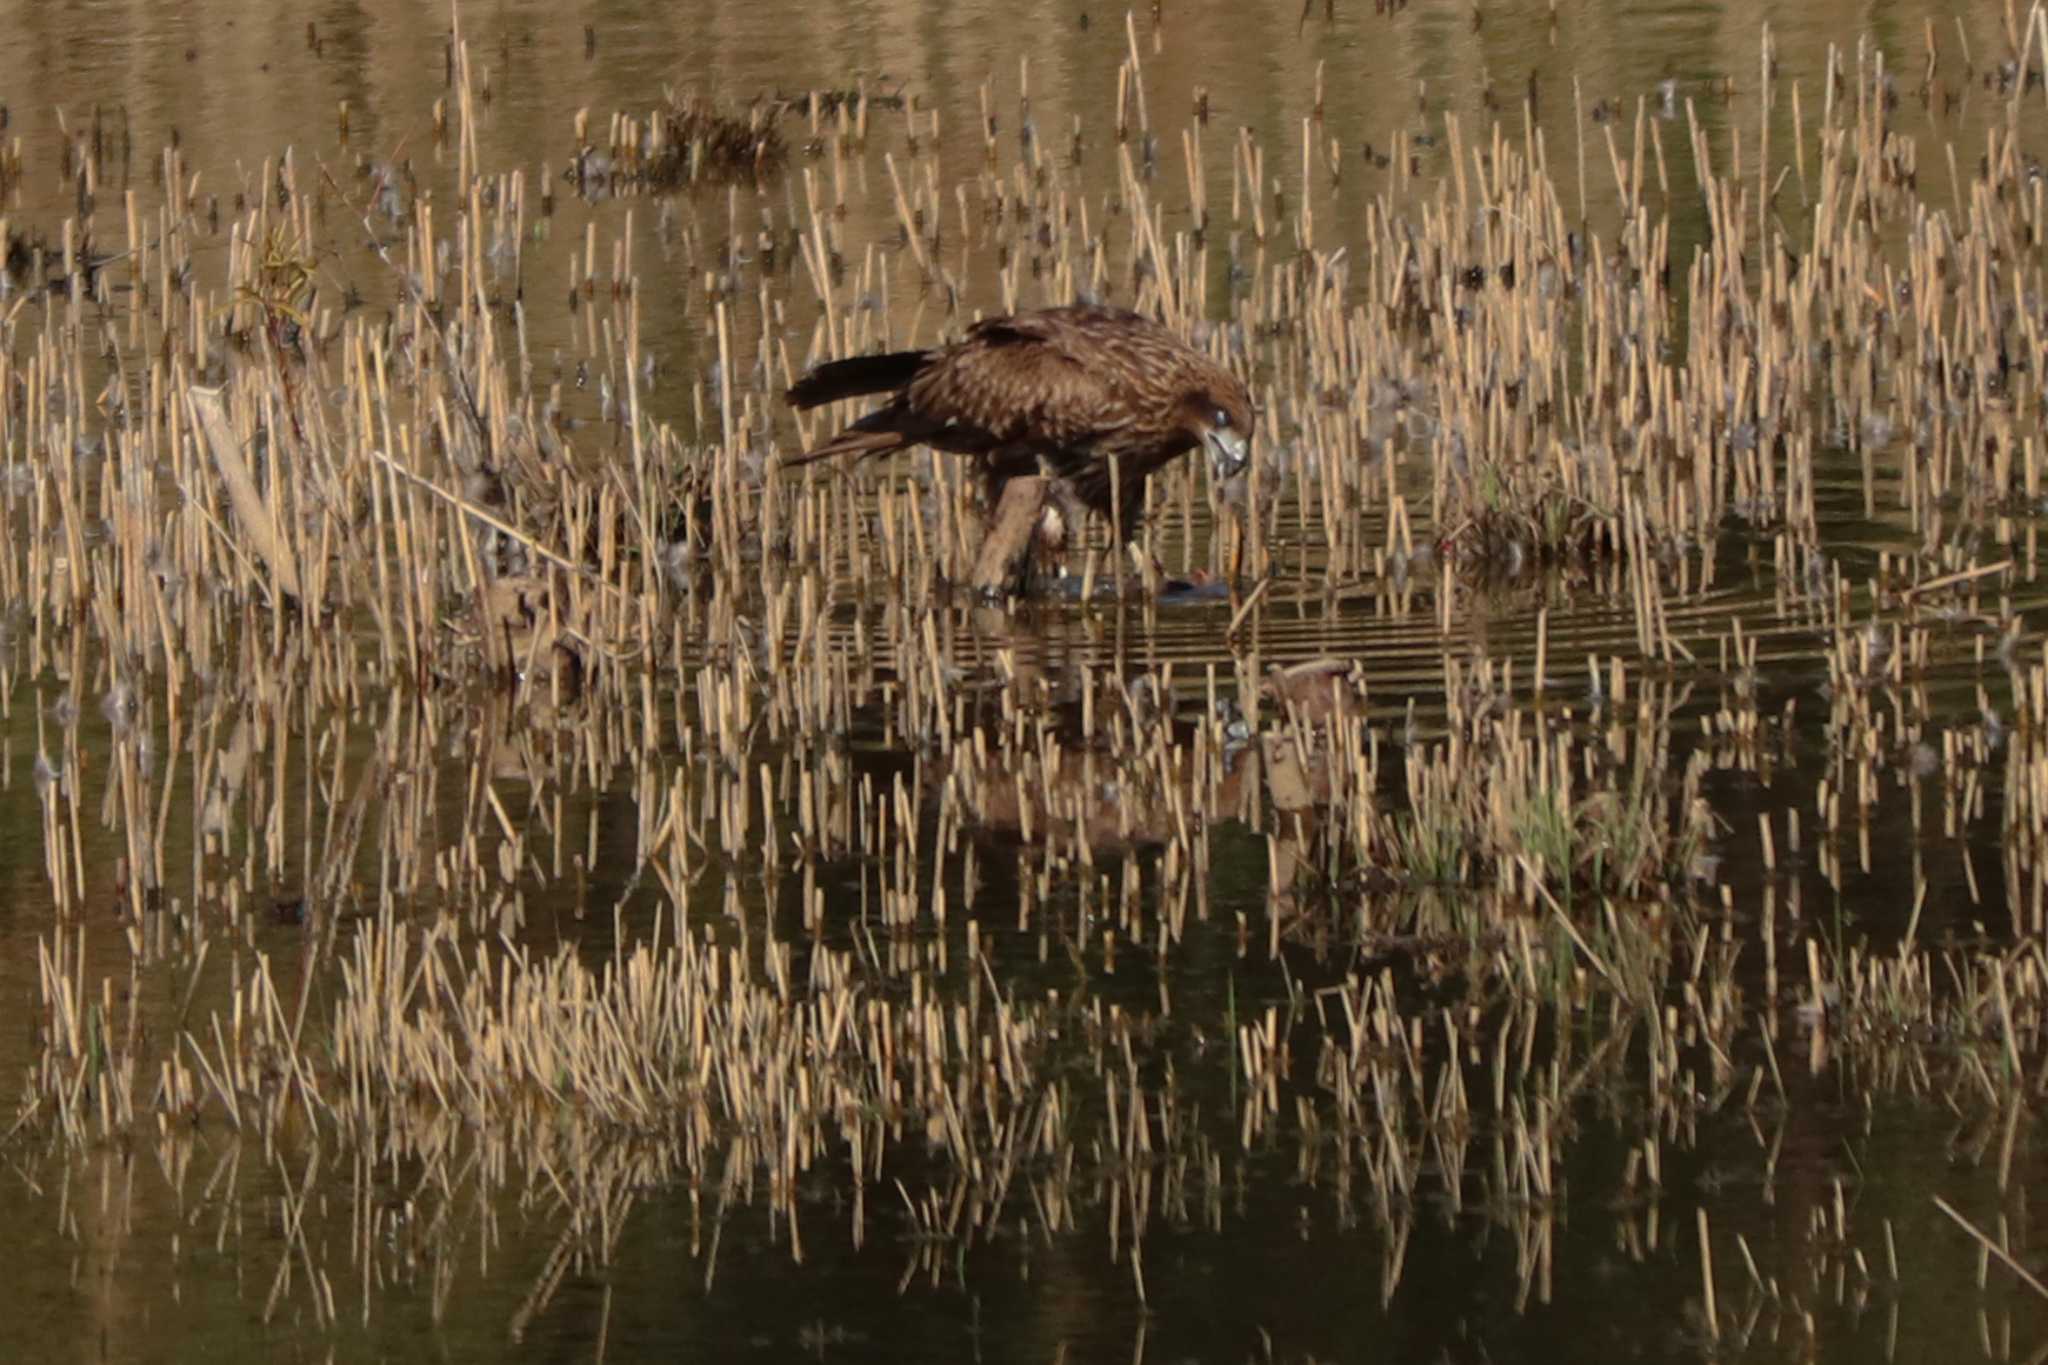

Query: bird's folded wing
[{"left": 906, "top": 324, "right": 1132, "bottom": 449}]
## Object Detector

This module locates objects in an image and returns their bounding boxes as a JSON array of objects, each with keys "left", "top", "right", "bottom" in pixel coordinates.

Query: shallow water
[{"left": 4, "top": 2, "right": 2048, "bottom": 1363}]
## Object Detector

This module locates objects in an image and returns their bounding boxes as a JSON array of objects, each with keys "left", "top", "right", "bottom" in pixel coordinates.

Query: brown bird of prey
[{"left": 782, "top": 304, "right": 1253, "bottom": 549}]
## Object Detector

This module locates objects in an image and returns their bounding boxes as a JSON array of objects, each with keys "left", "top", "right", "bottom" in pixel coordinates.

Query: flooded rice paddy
[{"left": 8, "top": 1, "right": 2048, "bottom": 1361}]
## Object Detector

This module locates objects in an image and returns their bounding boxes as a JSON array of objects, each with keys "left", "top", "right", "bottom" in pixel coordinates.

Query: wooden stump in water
[{"left": 970, "top": 475, "right": 1051, "bottom": 596}]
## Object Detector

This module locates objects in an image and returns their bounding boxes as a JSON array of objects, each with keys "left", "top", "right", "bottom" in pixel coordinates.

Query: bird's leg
[
  {"left": 1044, "top": 478, "right": 1090, "bottom": 589},
  {"left": 1128, "top": 540, "right": 1164, "bottom": 597},
  {"left": 1112, "top": 472, "right": 1169, "bottom": 596},
  {"left": 974, "top": 476, "right": 1055, "bottom": 598},
  {"left": 1106, "top": 457, "right": 1128, "bottom": 601}
]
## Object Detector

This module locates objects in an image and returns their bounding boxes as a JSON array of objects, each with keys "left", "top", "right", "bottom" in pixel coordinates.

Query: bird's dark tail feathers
[
  {"left": 780, "top": 426, "right": 910, "bottom": 469},
  {"left": 786, "top": 349, "right": 929, "bottom": 409}
]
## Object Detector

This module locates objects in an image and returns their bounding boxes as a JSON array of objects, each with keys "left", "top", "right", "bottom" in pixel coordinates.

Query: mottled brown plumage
[{"left": 783, "top": 305, "right": 1254, "bottom": 544}]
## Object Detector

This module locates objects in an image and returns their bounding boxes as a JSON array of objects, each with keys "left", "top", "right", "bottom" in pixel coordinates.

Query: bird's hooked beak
[{"left": 1202, "top": 425, "right": 1250, "bottom": 481}]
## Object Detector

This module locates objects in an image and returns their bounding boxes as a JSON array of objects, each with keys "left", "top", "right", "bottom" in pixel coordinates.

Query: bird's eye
[{"left": 1213, "top": 407, "right": 1231, "bottom": 428}]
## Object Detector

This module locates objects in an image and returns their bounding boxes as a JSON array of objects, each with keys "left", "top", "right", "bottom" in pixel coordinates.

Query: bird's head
[{"left": 1183, "top": 379, "right": 1255, "bottom": 482}]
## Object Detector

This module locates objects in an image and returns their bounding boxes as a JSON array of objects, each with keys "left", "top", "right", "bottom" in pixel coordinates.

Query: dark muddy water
[{"left": 5, "top": 3, "right": 2048, "bottom": 1364}]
